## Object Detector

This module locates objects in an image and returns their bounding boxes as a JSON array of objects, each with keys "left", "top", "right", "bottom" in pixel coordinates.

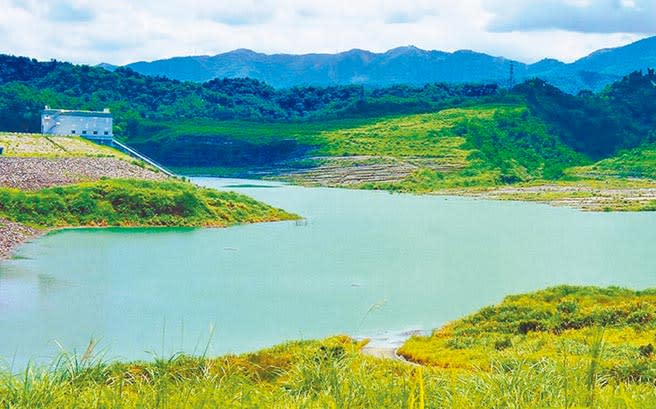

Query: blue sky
[{"left": 0, "top": 0, "right": 653, "bottom": 65}]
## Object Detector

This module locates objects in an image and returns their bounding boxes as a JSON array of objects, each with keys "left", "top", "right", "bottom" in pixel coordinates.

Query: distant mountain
[
  {"left": 120, "top": 36, "right": 656, "bottom": 93},
  {"left": 126, "top": 47, "right": 522, "bottom": 87},
  {"left": 569, "top": 36, "right": 656, "bottom": 76},
  {"left": 96, "top": 62, "right": 118, "bottom": 72}
]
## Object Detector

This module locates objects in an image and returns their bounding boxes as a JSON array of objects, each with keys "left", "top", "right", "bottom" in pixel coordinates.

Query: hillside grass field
[
  {"left": 3, "top": 286, "right": 656, "bottom": 408},
  {"left": 572, "top": 143, "right": 656, "bottom": 179},
  {"left": 400, "top": 286, "right": 656, "bottom": 370},
  {"left": 0, "top": 179, "right": 296, "bottom": 228},
  {"left": 144, "top": 103, "right": 656, "bottom": 211},
  {"left": 0, "top": 132, "right": 126, "bottom": 158}
]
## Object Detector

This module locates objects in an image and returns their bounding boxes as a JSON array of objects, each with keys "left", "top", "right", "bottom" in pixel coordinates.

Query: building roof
[{"left": 41, "top": 108, "right": 112, "bottom": 118}]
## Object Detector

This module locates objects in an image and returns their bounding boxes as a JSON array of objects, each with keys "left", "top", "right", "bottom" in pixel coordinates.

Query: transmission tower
[{"left": 508, "top": 61, "right": 515, "bottom": 89}]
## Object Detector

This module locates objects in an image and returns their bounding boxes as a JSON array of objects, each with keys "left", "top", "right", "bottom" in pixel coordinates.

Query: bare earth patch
[{"left": 0, "top": 157, "right": 167, "bottom": 190}]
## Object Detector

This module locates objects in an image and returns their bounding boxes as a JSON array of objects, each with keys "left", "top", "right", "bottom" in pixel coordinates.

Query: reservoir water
[{"left": 1, "top": 178, "right": 655, "bottom": 366}]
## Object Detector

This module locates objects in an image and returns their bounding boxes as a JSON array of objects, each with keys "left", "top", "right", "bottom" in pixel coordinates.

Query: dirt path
[{"left": 357, "top": 330, "right": 424, "bottom": 365}]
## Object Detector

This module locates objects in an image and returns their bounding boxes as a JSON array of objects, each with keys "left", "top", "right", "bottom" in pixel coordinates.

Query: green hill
[
  {"left": 0, "top": 179, "right": 296, "bottom": 228},
  {"left": 400, "top": 286, "right": 656, "bottom": 369},
  {"left": 2, "top": 54, "right": 656, "bottom": 210}
]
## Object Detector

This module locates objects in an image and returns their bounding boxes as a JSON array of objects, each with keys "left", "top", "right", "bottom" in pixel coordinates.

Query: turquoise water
[{"left": 1, "top": 178, "right": 655, "bottom": 366}]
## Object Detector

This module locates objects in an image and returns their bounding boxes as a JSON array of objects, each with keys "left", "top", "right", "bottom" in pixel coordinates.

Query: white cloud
[
  {"left": 485, "top": 0, "right": 656, "bottom": 34},
  {"left": 0, "top": 0, "right": 651, "bottom": 65}
]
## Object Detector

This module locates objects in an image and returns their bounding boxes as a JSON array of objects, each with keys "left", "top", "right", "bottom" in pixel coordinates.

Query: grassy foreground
[
  {"left": 3, "top": 286, "right": 656, "bottom": 408},
  {"left": 0, "top": 179, "right": 297, "bottom": 228}
]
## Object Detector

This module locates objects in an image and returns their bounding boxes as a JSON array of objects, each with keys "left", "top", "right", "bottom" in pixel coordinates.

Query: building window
[
  {"left": 82, "top": 130, "right": 87, "bottom": 135},
  {"left": 104, "top": 131, "right": 109, "bottom": 135},
  {"left": 93, "top": 131, "right": 98, "bottom": 135},
  {"left": 71, "top": 130, "right": 76, "bottom": 134}
]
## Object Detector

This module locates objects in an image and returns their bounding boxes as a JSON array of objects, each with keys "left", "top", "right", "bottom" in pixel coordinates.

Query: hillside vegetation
[
  {"left": 3, "top": 286, "right": 656, "bottom": 408},
  {"left": 0, "top": 179, "right": 296, "bottom": 228},
  {"left": 400, "top": 286, "right": 656, "bottom": 373},
  {"left": 335, "top": 105, "right": 585, "bottom": 189},
  {"left": 1, "top": 54, "right": 654, "bottom": 160},
  {"left": 573, "top": 143, "right": 656, "bottom": 179},
  {"left": 0, "top": 132, "right": 298, "bottom": 258},
  {"left": 0, "top": 54, "right": 497, "bottom": 134},
  {"left": 2, "top": 55, "right": 656, "bottom": 210},
  {"left": 126, "top": 74, "right": 656, "bottom": 189},
  {"left": 0, "top": 132, "right": 125, "bottom": 158}
]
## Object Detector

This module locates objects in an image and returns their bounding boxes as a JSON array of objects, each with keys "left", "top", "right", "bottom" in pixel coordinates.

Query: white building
[{"left": 41, "top": 106, "right": 113, "bottom": 141}]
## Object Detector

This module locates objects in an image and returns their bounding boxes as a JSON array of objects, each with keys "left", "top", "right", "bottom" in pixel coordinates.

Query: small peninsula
[{"left": 0, "top": 133, "right": 297, "bottom": 259}]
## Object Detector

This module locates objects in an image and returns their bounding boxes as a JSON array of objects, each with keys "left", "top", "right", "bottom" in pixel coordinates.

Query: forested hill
[
  {"left": 0, "top": 54, "right": 499, "bottom": 132},
  {"left": 0, "top": 54, "right": 655, "bottom": 162}
]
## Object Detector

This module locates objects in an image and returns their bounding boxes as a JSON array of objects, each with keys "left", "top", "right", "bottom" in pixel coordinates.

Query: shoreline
[
  {"left": 0, "top": 219, "right": 298, "bottom": 262},
  {"left": 356, "top": 329, "right": 426, "bottom": 364},
  {"left": 0, "top": 218, "right": 45, "bottom": 261}
]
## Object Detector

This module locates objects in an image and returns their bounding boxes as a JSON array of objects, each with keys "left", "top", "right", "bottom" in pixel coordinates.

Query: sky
[{"left": 0, "top": 0, "right": 654, "bottom": 65}]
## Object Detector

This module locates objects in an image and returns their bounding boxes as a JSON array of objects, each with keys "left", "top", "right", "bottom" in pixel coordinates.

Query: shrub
[
  {"left": 639, "top": 344, "right": 654, "bottom": 358},
  {"left": 494, "top": 338, "right": 512, "bottom": 351},
  {"left": 518, "top": 320, "right": 543, "bottom": 335},
  {"left": 557, "top": 300, "right": 579, "bottom": 314}
]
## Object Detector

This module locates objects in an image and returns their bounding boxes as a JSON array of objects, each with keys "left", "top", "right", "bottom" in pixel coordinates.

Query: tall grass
[
  {"left": 1, "top": 334, "right": 656, "bottom": 408},
  {"left": 3, "top": 286, "right": 656, "bottom": 408}
]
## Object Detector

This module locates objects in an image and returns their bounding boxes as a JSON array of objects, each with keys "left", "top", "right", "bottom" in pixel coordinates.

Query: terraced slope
[
  {"left": 147, "top": 104, "right": 656, "bottom": 211},
  {"left": 286, "top": 105, "right": 584, "bottom": 190}
]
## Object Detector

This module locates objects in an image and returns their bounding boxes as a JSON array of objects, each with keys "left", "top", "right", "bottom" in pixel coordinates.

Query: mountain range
[{"left": 112, "top": 36, "right": 656, "bottom": 93}]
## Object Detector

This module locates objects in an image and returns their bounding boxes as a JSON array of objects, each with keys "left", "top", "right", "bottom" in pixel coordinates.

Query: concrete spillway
[{"left": 107, "top": 138, "right": 175, "bottom": 177}]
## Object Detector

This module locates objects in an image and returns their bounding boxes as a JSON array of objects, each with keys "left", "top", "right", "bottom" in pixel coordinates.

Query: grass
[
  {"left": 345, "top": 105, "right": 585, "bottom": 192},
  {"left": 310, "top": 107, "right": 477, "bottom": 160},
  {"left": 0, "top": 132, "right": 127, "bottom": 159},
  {"left": 131, "top": 117, "right": 380, "bottom": 145},
  {"left": 400, "top": 286, "right": 656, "bottom": 372},
  {"left": 0, "top": 179, "right": 297, "bottom": 228},
  {"left": 3, "top": 287, "right": 656, "bottom": 407},
  {"left": 571, "top": 142, "right": 656, "bottom": 179},
  {"left": 131, "top": 104, "right": 656, "bottom": 211},
  {"left": 0, "top": 133, "right": 299, "bottom": 229}
]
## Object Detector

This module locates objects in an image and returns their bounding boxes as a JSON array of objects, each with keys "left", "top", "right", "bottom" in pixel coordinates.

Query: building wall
[{"left": 41, "top": 114, "right": 113, "bottom": 138}]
